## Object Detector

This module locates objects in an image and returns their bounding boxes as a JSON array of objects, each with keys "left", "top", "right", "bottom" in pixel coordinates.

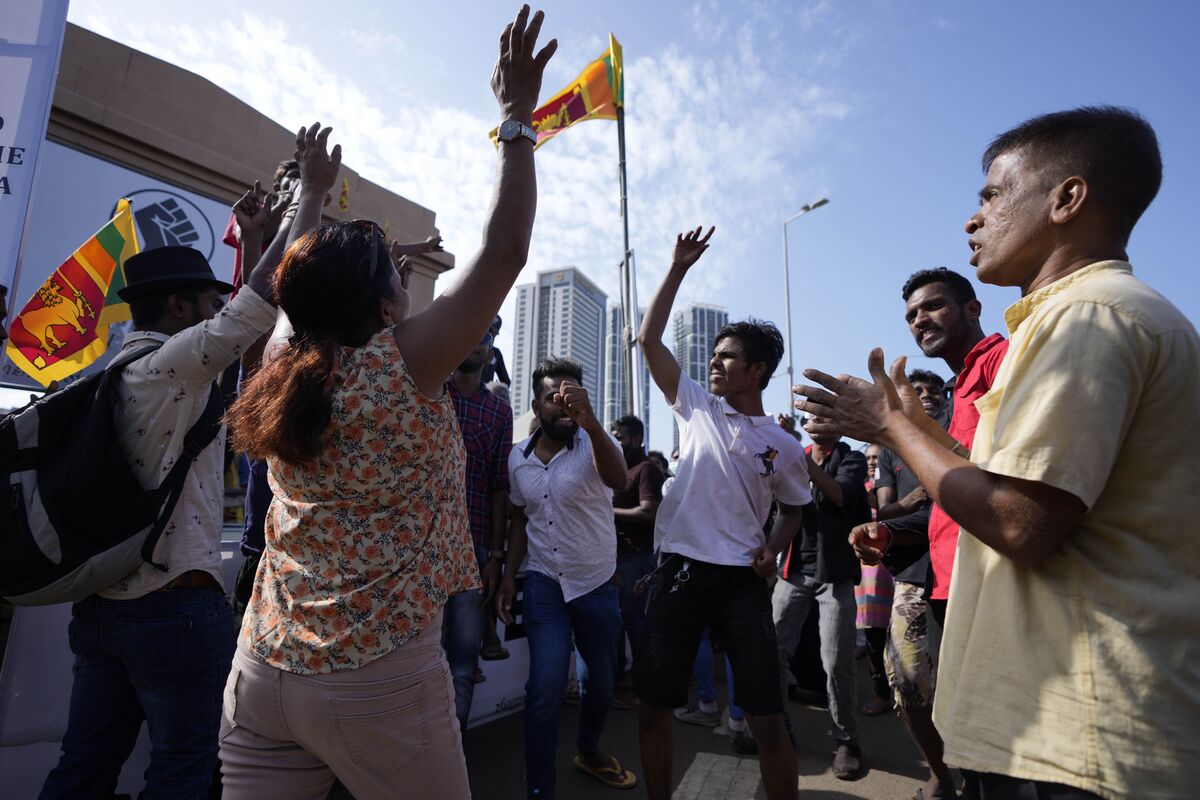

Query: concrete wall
[{"left": 46, "top": 24, "right": 453, "bottom": 309}]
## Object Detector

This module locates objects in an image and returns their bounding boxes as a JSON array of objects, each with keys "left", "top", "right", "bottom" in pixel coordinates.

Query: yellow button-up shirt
[{"left": 935, "top": 261, "right": 1200, "bottom": 798}]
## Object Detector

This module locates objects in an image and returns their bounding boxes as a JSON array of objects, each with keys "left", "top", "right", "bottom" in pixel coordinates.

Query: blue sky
[{"left": 66, "top": 0, "right": 1200, "bottom": 453}]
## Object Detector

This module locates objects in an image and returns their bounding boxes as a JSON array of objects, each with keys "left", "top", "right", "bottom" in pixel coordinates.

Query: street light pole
[{"left": 781, "top": 197, "right": 829, "bottom": 419}]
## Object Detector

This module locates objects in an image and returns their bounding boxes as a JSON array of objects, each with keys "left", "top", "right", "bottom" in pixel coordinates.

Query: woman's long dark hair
[{"left": 227, "top": 222, "right": 393, "bottom": 464}]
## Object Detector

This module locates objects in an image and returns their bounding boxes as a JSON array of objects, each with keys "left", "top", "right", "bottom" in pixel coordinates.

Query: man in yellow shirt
[{"left": 793, "top": 106, "right": 1200, "bottom": 799}]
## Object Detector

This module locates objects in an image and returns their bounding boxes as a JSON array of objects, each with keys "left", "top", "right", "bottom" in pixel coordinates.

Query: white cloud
[{"left": 67, "top": 0, "right": 854, "bottom": 446}]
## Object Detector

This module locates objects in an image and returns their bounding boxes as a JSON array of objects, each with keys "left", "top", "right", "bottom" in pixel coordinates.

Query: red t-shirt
[{"left": 928, "top": 333, "right": 1009, "bottom": 599}]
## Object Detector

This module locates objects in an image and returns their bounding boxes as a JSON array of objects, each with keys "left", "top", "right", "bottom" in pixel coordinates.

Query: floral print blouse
[{"left": 241, "top": 329, "right": 479, "bottom": 673}]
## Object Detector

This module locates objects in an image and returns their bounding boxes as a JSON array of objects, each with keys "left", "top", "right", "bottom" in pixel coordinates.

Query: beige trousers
[{"left": 219, "top": 610, "right": 471, "bottom": 799}]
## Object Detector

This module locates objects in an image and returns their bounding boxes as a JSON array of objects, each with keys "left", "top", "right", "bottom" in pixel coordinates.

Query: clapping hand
[
  {"left": 793, "top": 349, "right": 913, "bottom": 445},
  {"left": 492, "top": 6, "right": 557, "bottom": 120},
  {"left": 293, "top": 122, "right": 342, "bottom": 196},
  {"left": 672, "top": 226, "right": 715, "bottom": 273}
]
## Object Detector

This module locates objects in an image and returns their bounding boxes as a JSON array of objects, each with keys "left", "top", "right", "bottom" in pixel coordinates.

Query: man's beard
[{"left": 539, "top": 413, "right": 578, "bottom": 442}]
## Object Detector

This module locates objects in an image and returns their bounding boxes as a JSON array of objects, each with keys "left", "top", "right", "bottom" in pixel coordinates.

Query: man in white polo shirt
[
  {"left": 496, "top": 357, "right": 637, "bottom": 798},
  {"left": 634, "top": 227, "right": 812, "bottom": 800}
]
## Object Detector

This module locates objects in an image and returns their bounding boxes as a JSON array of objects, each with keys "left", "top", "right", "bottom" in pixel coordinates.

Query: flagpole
[
  {"left": 628, "top": 249, "right": 643, "bottom": 425},
  {"left": 617, "top": 107, "right": 636, "bottom": 419}
]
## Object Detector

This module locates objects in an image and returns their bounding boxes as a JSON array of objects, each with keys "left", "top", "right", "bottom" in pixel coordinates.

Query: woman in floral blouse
[{"left": 219, "top": 9, "right": 557, "bottom": 798}]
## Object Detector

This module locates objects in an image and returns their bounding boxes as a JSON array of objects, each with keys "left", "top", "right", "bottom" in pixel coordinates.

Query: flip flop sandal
[
  {"left": 480, "top": 643, "right": 510, "bottom": 661},
  {"left": 574, "top": 754, "right": 638, "bottom": 789}
]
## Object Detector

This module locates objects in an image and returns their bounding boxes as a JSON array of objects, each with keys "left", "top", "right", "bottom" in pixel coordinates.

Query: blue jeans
[
  {"left": 441, "top": 544, "right": 489, "bottom": 731},
  {"left": 522, "top": 570, "right": 622, "bottom": 799},
  {"left": 614, "top": 549, "right": 656, "bottom": 679},
  {"left": 693, "top": 629, "right": 744, "bottom": 721},
  {"left": 40, "top": 586, "right": 236, "bottom": 800}
]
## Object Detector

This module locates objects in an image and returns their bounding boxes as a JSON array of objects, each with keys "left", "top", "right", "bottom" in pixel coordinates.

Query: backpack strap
[
  {"left": 106, "top": 344, "right": 163, "bottom": 374},
  {"left": 139, "top": 382, "right": 225, "bottom": 571},
  {"left": 104, "top": 342, "right": 226, "bottom": 571}
]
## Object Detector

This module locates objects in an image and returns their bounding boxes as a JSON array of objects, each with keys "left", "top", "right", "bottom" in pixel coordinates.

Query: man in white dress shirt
[{"left": 497, "top": 357, "right": 637, "bottom": 798}]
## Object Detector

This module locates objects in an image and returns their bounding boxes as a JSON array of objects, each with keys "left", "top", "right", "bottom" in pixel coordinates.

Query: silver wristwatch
[{"left": 497, "top": 118, "right": 537, "bottom": 145}]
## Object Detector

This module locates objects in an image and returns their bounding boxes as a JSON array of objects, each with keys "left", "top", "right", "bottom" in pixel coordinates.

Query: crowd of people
[{"left": 15, "top": 4, "right": 1198, "bottom": 800}]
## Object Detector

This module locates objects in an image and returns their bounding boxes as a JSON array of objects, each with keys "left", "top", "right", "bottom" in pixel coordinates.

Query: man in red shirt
[
  {"left": 855, "top": 267, "right": 1007, "bottom": 800},
  {"left": 897, "top": 269, "right": 1008, "bottom": 617}
]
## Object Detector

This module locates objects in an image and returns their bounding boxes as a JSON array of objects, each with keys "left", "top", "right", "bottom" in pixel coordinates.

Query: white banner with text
[{"left": 0, "top": 0, "right": 70, "bottom": 298}]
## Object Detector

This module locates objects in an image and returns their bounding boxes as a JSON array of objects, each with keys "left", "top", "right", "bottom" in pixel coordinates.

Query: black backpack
[{"left": 0, "top": 345, "right": 222, "bottom": 605}]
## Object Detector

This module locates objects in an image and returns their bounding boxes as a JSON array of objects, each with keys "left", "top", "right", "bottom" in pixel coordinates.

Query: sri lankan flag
[
  {"left": 5, "top": 199, "right": 140, "bottom": 387},
  {"left": 490, "top": 34, "right": 624, "bottom": 149}
]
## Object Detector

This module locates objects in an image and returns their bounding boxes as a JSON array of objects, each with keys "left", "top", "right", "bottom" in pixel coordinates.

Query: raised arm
[
  {"left": 244, "top": 123, "right": 341, "bottom": 304},
  {"left": 395, "top": 6, "right": 557, "bottom": 397},
  {"left": 390, "top": 235, "right": 443, "bottom": 259},
  {"left": 637, "top": 226, "right": 714, "bottom": 405},
  {"left": 232, "top": 181, "right": 271, "bottom": 280}
]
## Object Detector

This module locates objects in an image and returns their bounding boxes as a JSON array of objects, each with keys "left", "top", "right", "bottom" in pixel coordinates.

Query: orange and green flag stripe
[
  {"left": 490, "top": 34, "right": 624, "bottom": 149},
  {"left": 5, "top": 198, "right": 140, "bottom": 387}
]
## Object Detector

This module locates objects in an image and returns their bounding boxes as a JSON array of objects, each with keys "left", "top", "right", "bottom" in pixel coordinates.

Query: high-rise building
[
  {"left": 604, "top": 304, "right": 651, "bottom": 443},
  {"left": 672, "top": 303, "right": 729, "bottom": 450},
  {"left": 511, "top": 268, "right": 608, "bottom": 416}
]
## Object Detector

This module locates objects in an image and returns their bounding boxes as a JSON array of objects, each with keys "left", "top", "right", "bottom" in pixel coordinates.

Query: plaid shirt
[{"left": 447, "top": 380, "right": 513, "bottom": 548}]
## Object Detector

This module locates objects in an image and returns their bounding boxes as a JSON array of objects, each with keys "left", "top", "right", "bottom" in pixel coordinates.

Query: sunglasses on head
[{"left": 350, "top": 219, "right": 384, "bottom": 279}]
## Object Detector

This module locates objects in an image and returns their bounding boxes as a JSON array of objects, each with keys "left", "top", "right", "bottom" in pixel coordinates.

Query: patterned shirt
[
  {"left": 241, "top": 329, "right": 479, "bottom": 674},
  {"left": 447, "top": 380, "right": 513, "bottom": 549},
  {"left": 103, "top": 286, "right": 277, "bottom": 599}
]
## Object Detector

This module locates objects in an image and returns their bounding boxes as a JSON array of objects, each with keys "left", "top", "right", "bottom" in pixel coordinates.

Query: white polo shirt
[
  {"left": 655, "top": 375, "right": 811, "bottom": 566},
  {"left": 509, "top": 427, "right": 617, "bottom": 602}
]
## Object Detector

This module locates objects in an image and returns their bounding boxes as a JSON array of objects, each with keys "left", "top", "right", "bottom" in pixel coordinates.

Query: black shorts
[{"left": 633, "top": 554, "right": 782, "bottom": 715}]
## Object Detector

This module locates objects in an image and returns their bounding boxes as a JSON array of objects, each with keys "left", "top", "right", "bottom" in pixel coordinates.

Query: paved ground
[{"left": 462, "top": 662, "right": 936, "bottom": 799}]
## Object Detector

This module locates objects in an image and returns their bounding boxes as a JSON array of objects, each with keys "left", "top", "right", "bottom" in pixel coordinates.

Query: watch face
[{"left": 499, "top": 119, "right": 533, "bottom": 143}]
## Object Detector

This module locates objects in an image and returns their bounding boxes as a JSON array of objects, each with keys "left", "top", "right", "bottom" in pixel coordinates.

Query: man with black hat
[{"left": 39, "top": 122, "right": 341, "bottom": 800}]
